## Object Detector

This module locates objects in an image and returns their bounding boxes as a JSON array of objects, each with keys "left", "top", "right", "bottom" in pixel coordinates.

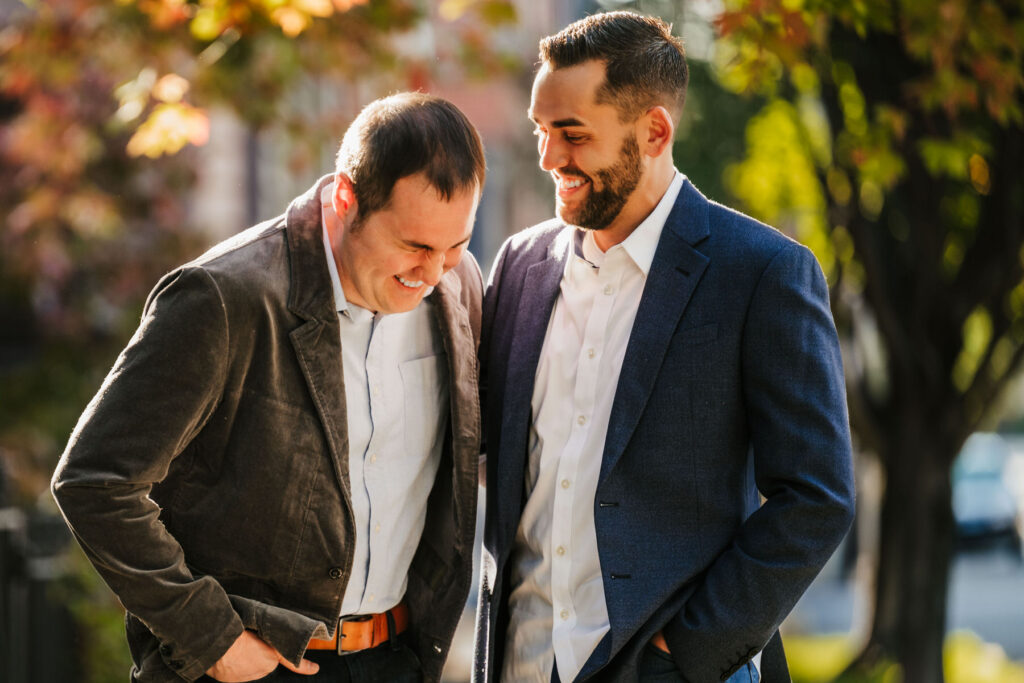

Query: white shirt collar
[
  {"left": 574, "top": 170, "right": 684, "bottom": 276},
  {"left": 320, "top": 182, "right": 356, "bottom": 317}
]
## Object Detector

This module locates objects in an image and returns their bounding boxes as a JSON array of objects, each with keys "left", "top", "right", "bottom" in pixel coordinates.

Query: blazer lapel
[
  {"left": 599, "top": 180, "right": 711, "bottom": 486},
  {"left": 497, "top": 229, "right": 572, "bottom": 542},
  {"left": 285, "top": 176, "right": 352, "bottom": 503},
  {"left": 429, "top": 274, "right": 479, "bottom": 546}
]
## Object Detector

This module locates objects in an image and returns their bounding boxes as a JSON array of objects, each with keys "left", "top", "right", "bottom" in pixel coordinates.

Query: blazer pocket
[{"left": 676, "top": 322, "right": 718, "bottom": 347}]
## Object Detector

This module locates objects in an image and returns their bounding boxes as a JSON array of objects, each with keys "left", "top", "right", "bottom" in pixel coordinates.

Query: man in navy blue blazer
[{"left": 474, "top": 11, "right": 855, "bottom": 683}]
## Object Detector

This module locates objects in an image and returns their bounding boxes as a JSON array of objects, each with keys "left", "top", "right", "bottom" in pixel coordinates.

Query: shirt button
[
  {"left": 561, "top": 479, "right": 570, "bottom": 489},
  {"left": 577, "top": 415, "right": 586, "bottom": 426},
  {"left": 587, "top": 348, "right": 595, "bottom": 359},
  {"left": 328, "top": 567, "right": 343, "bottom": 580},
  {"left": 370, "top": 453, "right": 378, "bottom": 463},
  {"left": 560, "top": 609, "right": 569, "bottom": 620},
  {"left": 368, "top": 594, "right": 375, "bottom": 602},
  {"left": 374, "top": 524, "right": 381, "bottom": 533},
  {"left": 603, "top": 284, "right": 614, "bottom": 295},
  {"left": 556, "top": 545, "right": 566, "bottom": 556}
]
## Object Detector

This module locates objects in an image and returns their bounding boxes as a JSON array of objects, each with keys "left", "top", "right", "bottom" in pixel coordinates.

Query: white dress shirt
[
  {"left": 320, "top": 188, "right": 449, "bottom": 616},
  {"left": 502, "top": 173, "right": 759, "bottom": 682},
  {"left": 502, "top": 172, "right": 681, "bottom": 683}
]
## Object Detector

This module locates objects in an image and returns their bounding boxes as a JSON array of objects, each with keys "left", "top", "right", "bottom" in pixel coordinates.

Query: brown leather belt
[{"left": 307, "top": 603, "right": 409, "bottom": 653}]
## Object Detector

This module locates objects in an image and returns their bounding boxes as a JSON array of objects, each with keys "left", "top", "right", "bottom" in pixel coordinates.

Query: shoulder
[
  {"left": 187, "top": 216, "right": 289, "bottom": 279},
  {"left": 689, "top": 190, "right": 814, "bottom": 279},
  {"left": 184, "top": 216, "right": 292, "bottom": 303},
  {"left": 451, "top": 250, "right": 483, "bottom": 311},
  {"left": 143, "top": 216, "right": 295, "bottom": 334},
  {"left": 489, "top": 217, "right": 567, "bottom": 281},
  {"left": 502, "top": 217, "right": 565, "bottom": 258}
]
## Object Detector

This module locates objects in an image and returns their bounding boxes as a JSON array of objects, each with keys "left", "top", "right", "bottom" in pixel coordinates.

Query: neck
[{"left": 592, "top": 162, "right": 675, "bottom": 252}]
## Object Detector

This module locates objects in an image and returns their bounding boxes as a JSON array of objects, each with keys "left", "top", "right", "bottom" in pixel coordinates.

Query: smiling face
[
  {"left": 530, "top": 60, "right": 652, "bottom": 243},
  {"left": 329, "top": 172, "right": 479, "bottom": 314}
]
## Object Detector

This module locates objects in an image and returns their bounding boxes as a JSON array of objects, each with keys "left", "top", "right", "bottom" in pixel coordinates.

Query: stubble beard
[{"left": 557, "top": 135, "right": 643, "bottom": 232}]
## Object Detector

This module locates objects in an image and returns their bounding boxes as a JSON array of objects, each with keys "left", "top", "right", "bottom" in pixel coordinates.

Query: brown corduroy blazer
[{"left": 52, "top": 175, "right": 483, "bottom": 682}]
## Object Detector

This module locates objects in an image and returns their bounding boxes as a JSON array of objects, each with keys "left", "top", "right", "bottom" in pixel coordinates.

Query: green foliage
[
  {"left": 713, "top": 0, "right": 1024, "bottom": 419},
  {"left": 723, "top": 98, "right": 833, "bottom": 277},
  {"left": 672, "top": 60, "right": 765, "bottom": 206},
  {"left": 785, "top": 632, "right": 1024, "bottom": 683}
]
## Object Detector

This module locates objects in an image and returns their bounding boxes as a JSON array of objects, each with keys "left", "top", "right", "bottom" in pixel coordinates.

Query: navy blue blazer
[{"left": 474, "top": 179, "right": 855, "bottom": 683}]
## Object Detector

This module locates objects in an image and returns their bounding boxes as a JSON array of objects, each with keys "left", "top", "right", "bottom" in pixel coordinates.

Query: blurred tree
[
  {"left": 0, "top": 0, "right": 516, "bottom": 497},
  {"left": 711, "top": 0, "right": 1024, "bottom": 681},
  {"left": 0, "top": 1, "right": 515, "bottom": 678}
]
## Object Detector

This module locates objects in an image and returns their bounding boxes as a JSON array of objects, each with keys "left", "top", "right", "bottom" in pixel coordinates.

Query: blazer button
[
  {"left": 158, "top": 644, "right": 172, "bottom": 656},
  {"left": 328, "top": 567, "right": 343, "bottom": 580}
]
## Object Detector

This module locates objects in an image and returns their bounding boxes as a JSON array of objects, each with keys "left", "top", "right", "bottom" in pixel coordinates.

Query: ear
[
  {"left": 640, "top": 106, "right": 675, "bottom": 158},
  {"left": 332, "top": 172, "right": 358, "bottom": 221}
]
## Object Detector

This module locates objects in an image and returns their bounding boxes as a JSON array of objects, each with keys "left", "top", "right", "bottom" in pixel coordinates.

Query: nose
[
  {"left": 419, "top": 250, "right": 445, "bottom": 286},
  {"left": 538, "top": 134, "right": 566, "bottom": 172}
]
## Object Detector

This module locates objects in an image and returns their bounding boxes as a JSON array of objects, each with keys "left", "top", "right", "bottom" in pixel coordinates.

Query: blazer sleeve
[
  {"left": 662, "top": 241, "right": 855, "bottom": 682},
  {"left": 51, "top": 266, "right": 244, "bottom": 681}
]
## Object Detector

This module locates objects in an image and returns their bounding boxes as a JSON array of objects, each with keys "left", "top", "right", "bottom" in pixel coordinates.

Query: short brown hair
[
  {"left": 539, "top": 11, "right": 688, "bottom": 122},
  {"left": 335, "top": 92, "right": 486, "bottom": 218}
]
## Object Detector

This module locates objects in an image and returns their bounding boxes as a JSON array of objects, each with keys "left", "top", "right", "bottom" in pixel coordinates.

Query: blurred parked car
[{"left": 952, "top": 433, "right": 1023, "bottom": 558}]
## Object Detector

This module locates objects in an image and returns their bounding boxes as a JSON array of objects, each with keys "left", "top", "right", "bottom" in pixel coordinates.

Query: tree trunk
[{"left": 845, "top": 414, "right": 957, "bottom": 682}]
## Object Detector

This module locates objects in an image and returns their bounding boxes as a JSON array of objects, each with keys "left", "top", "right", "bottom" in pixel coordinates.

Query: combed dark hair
[
  {"left": 335, "top": 92, "right": 486, "bottom": 219},
  {"left": 539, "top": 11, "right": 688, "bottom": 122}
]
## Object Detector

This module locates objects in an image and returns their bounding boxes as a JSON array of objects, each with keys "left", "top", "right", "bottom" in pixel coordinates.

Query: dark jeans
[{"left": 197, "top": 636, "right": 421, "bottom": 683}]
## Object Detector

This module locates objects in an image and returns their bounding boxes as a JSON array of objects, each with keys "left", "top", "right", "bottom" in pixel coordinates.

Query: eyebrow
[
  {"left": 529, "top": 113, "right": 587, "bottom": 128},
  {"left": 402, "top": 233, "right": 473, "bottom": 251}
]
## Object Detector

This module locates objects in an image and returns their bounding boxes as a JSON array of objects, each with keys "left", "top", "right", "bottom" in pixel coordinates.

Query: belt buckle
[{"left": 336, "top": 614, "right": 372, "bottom": 656}]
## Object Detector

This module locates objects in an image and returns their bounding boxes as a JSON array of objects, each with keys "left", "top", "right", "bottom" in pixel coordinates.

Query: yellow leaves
[
  {"left": 953, "top": 307, "right": 992, "bottom": 393},
  {"left": 262, "top": 0, "right": 366, "bottom": 37},
  {"left": 918, "top": 133, "right": 991, "bottom": 183},
  {"left": 271, "top": 7, "right": 311, "bottom": 37},
  {"left": 114, "top": 69, "right": 209, "bottom": 158},
  {"left": 785, "top": 631, "right": 1024, "bottom": 683},
  {"left": 968, "top": 153, "right": 991, "bottom": 195},
  {"left": 176, "top": 0, "right": 367, "bottom": 40},
  {"left": 827, "top": 167, "right": 853, "bottom": 206},
  {"left": 725, "top": 99, "right": 833, "bottom": 276},
  {"left": 439, "top": 0, "right": 516, "bottom": 25},
  {"left": 129, "top": 0, "right": 373, "bottom": 40},
  {"left": 127, "top": 103, "right": 210, "bottom": 158},
  {"left": 714, "top": 0, "right": 817, "bottom": 96},
  {"left": 715, "top": 38, "right": 785, "bottom": 96},
  {"left": 439, "top": 0, "right": 474, "bottom": 21},
  {"left": 790, "top": 62, "right": 818, "bottom": 94},
  {"left": 859, "top": 179, "right": 884, "bottom": 220},
  {"left": 944, "top": 631, "right": 1024, "bottom": 683},
  {"left": 134, "top": 0, "right": 192, "bottom": 30},
  {"left": 190, "top": 5, "right": 229, "bottom": 41},
  {"left": 152, "top": 73, "right": 190, "bottom": 103}
]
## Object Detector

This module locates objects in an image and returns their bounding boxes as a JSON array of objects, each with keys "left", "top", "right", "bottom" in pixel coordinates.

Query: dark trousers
[{"left": 197, "top": 635, "right": 421, "bottom": 683}]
